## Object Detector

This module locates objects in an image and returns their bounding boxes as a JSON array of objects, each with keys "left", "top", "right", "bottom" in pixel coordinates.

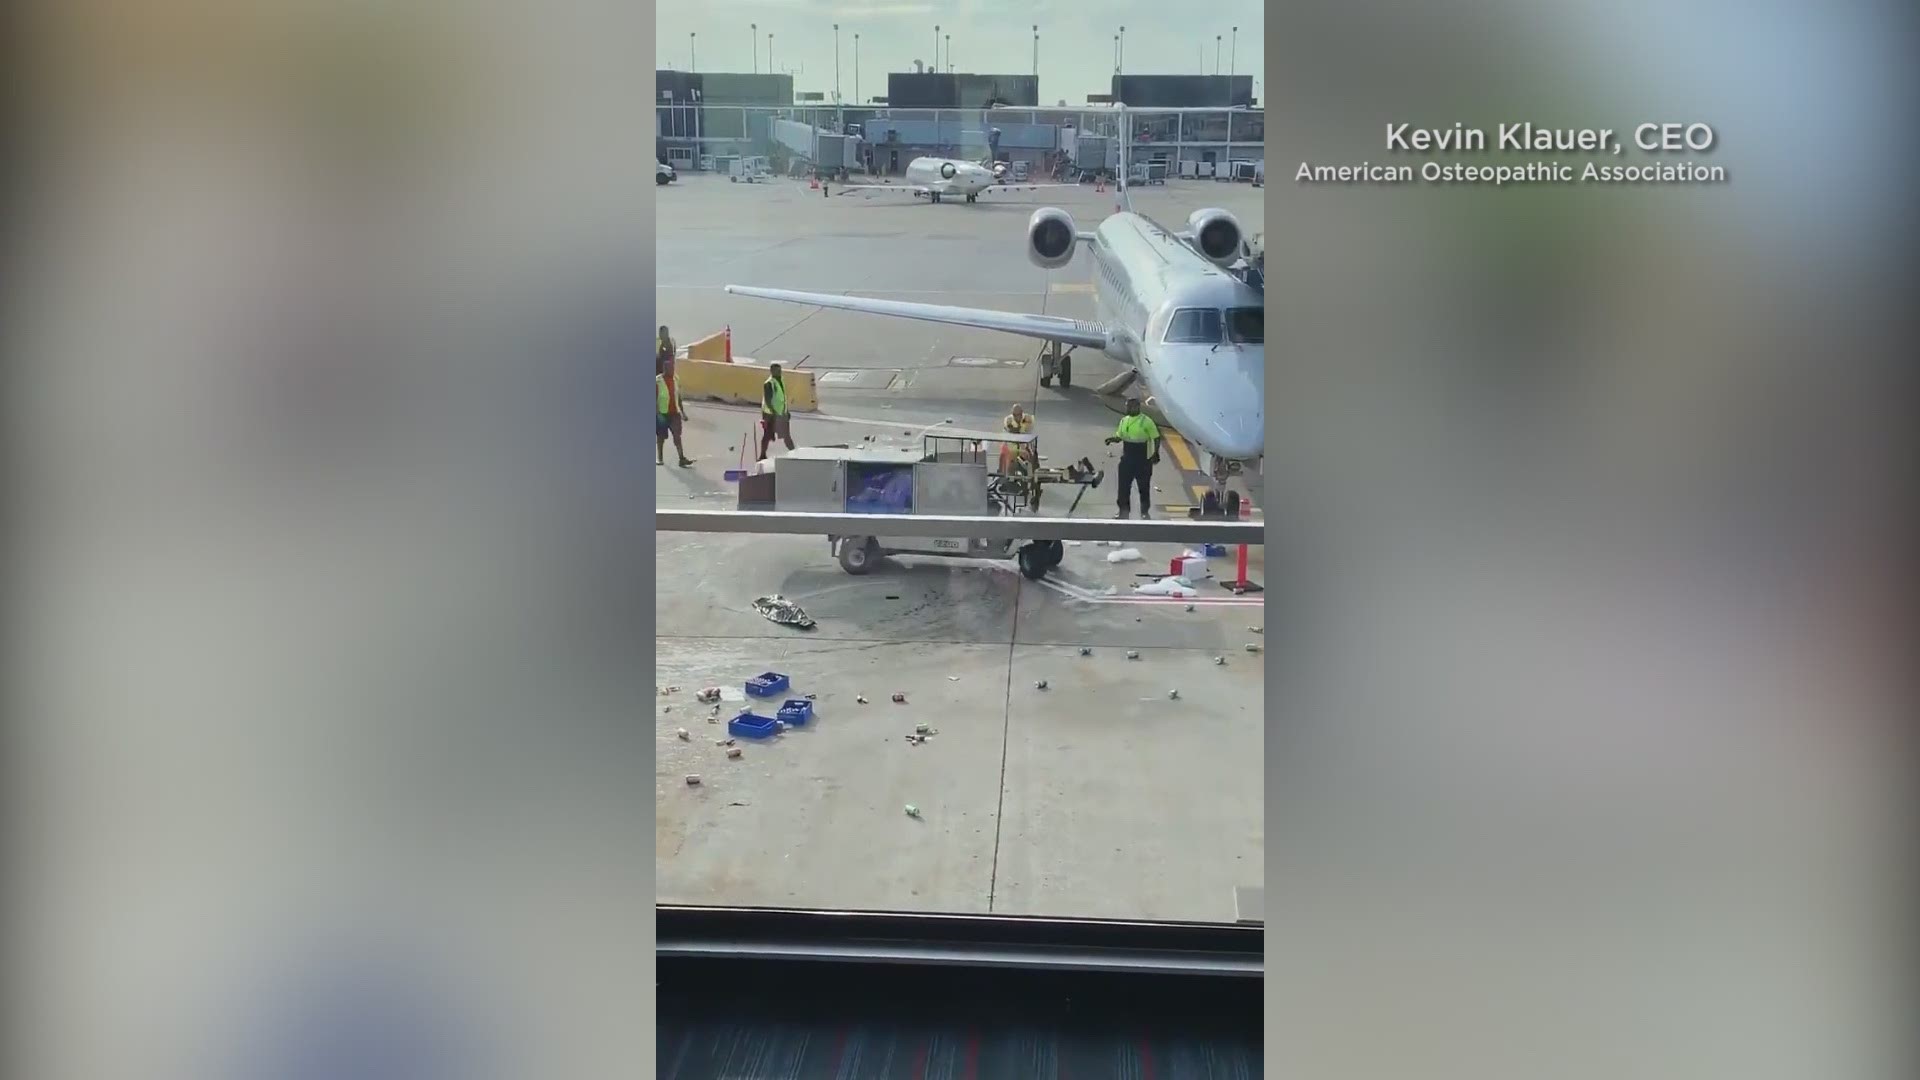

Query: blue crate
[
  {"left": 776, "top": 699, "right": 813, "bottom": 726},
  {"left": 728, "top": 711, "right": 780, "bottom": 740},
  {"left": 744, "top": 671, "right": 790, "bottom": 698},
  {"left": 1203, "top": 543, "right": 1230, "bottom": 558}
]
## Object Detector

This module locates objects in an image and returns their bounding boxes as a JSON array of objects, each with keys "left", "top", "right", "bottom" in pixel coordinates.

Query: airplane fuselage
[
  {"left": 1086, "top": 213, "right": 1265, "bottom": 463},
  {"left": 903, "top": 157, "right": 997, "bottom": 199}
]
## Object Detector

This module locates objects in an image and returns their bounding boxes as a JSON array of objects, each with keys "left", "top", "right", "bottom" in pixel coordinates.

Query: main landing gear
[{"left": 1037, "top": 340, "right": 1074, "bottom": 389}]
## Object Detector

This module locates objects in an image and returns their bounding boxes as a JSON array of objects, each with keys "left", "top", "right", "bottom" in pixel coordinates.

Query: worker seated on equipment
[{"left": 998, "top": 404, "right": 1034, "bottom": 475}]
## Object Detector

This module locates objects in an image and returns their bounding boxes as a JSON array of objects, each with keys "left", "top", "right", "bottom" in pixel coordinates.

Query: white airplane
[
  {"left": 835, "top": 156, "right": 1076, "bottom": 205},
  {"left": 730, "top": 107, "right": 1264, "bottom": 497}
]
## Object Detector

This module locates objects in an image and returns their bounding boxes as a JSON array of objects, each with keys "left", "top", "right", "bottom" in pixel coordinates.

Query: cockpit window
[
  {"left": 1163, "top": 308, "right": 1223, "bottom": 344},
  {"left": 1226, "top": 307, "right": 1264, "bottom": 344}
]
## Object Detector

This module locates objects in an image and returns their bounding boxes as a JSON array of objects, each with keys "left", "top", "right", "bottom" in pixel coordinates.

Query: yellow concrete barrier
[
  {"left": 674, "top": 359, "right": 818, "bottom": 413},
  {"left": 683, "top": 331, "right": 730, "bottom": 363}
]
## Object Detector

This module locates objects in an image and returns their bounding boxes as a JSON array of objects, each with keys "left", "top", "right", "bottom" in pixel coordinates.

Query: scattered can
[
  {"left": 1126, "top": 650, "right": 1141, "bottom": 660},
  {"left": 725, "top": 747, "right": 743, "bottom": 759},
  {"left": 1035, "top": 679, "right": 1049, "bottom": 691},
  {"left": 685, "top": 775, "right": 702, "bottom": 786},
  {"left": 676, "top": 728, "right": 689, "bottom": 740},
  {"left": 904, "top": 804, "right": 921, "bottom": 818}
]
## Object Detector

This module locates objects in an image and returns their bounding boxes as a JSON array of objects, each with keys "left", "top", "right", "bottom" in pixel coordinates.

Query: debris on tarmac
[
  {"left": 1249, "top": 625, "right": 1264, "bottom": 634},
  {"left": 892, "top": 692, "right": 907, "bottom": 703},
  {"left": 904, "top": 804, "right": 921, "bottom": 819},
  {"left": 685, "top": 775, "right": 702, "bottom": 786},
  {"left": 1185, "top": 603, "right": 1196, "bottom": 612},
  {"left": 915, "top": 723, "right": 930, "bottom": 735},
  {"left": 726, "top": 747, "right": 743, "bottom": 759},
  {"left": 1245, "top": 643, "right": 1262, "bottom": 653},
  {"left": 1035, "top": 679, "right": 1049, "bottom": 690},
  {"left": 676, "top": 728, "right": 689, "bottom": 740},
  {"left": 1079, "top": 646, "right": 1093, "bottom": 656},
  {"left": 1106, "top": 547, "right": 1144, "bottom": 564},
  {"left": 696, "top": 687, "right": 722, "bottom": 704},
  {"left": 752, "top": 594, "right": 817, "bottom": 630},
  {"left": 1214, "top": 656, "right": 1227, "bottom": 665},
  {"left": 856, "top": 695, "right": 869, "bottom": 704},
  {"left": 1126, "top": 650, "right": 1141, "bottom": 660},
  {"left": 1169, "top": 689, "right": 1181, "bottom": 700},
  {"left": 948, "top": 676, "right": 960, "bottom": 681}
]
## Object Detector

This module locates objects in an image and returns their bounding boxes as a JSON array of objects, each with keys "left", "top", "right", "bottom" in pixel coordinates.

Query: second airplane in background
[{"left": 834, "top": 157, "right": 1076, "bottom": 205}]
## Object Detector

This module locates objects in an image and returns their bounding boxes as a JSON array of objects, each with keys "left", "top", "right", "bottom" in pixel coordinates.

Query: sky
[{"left": 656, "top": 0, "right": 1265, "bottom": 106}]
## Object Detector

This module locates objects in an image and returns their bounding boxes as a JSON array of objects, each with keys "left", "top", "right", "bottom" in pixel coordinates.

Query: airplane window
[
  {"left": 1164, "top": 308, "right": 1222, "bottom": 343},
  {"left": 1226, "top": 307, "right": 1264, "bottom": 344}
]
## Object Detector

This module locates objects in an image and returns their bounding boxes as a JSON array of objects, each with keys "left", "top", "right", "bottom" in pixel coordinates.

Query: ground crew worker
[
  {"left": 658, "top": 324, "right": 675, "bottom": 363},
  {"left": 656, "top": 353, "right": 692, "bottom": 467},
  {"left": 1104, "top": 396, "right": 1160, "bottom": 519},
  {"left": 759, "top": 362, "right": 797, "bottom": 458},
  {"left": 998, "top": 403, "right": 1034, "bottom": 474}
]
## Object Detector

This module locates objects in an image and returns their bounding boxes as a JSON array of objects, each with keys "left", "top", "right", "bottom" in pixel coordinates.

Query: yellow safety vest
[
  {"left": 1116, "top": 414, "right": 1158, "bottom": 443},
  {"left": 1003, "top": 414, "right": 1033, "bottom": 435},
  {"left": 656, "top": 374, "right": 670, "bottom": 414},
  {"left": 763, "top": 377, "right": 788, "bottom": 416}
]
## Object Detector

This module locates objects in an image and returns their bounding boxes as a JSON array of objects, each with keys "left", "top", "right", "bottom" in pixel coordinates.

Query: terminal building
[{"left": 654, "top": 68, "right": 1261, "bottom": 179}]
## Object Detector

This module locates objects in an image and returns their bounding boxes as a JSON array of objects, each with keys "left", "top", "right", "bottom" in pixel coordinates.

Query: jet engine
[
  {"left": 939, "top": 161, "right": 958, "bottom": 180},
  {"left": 1027, "top": 208, "right": 1078, "bottom": 270},
  {"left": 1184, "top": 208, "right": 1244, "bottom": 267}
]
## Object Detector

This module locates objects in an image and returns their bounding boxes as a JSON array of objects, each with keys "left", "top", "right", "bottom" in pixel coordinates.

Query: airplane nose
[{"left": 1190, "top": 414, "right": 1264, "bottom": 462}]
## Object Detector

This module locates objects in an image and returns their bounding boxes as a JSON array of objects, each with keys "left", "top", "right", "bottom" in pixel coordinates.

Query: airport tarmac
[{"left": 655, "top": 171, "right": 1265, "bottom": 922}]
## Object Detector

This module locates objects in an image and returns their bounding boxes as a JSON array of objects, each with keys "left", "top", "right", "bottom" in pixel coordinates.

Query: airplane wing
[
  {"left": 833, "top": 184, "right": 928, "bottom": 195},
  {"left": 724, "top": 286, "right": 1112, "bottom": 350},
  {"left": 986, "top": 183, "right": 1079, "bottom": 192}
]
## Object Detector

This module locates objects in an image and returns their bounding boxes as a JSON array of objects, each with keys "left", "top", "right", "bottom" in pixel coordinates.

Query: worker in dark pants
[
  {"left": 759, "top": 362, "right": 797, "bottom": 458},
  {"left": 1105, "top": 396, "right": 1160, "bottom": 519}
]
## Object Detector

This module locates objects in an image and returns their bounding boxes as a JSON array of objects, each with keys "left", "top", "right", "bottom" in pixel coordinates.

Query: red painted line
[
  {"left": 1138, "top": 1037, "right": 1156, "bottom": 1080},
  {"left": 962, "top": 1030, "right": 981, "bottom": 1080},
  {"left": 911, "top": 1038, "right": 930, "bottom": 1080},
  {"left": 828, "top": 1026, "right": 849, "bottom": 1075}
]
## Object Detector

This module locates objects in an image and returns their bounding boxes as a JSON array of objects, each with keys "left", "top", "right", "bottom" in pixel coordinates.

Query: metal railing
[{"left": 654, "top": 509, "right": 1262, "bottom": 545}]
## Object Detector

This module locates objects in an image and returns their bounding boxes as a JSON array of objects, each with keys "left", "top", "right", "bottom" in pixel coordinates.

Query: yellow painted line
[
  {"left": 1191, "top": 484, "right": 1211, "bottom": 502},
  {"left": 1048, "top": 282, "right": 1095, "bottom": 295},
  {"left": 1163, "top": 432, "right": 1199, "bottom": 473}
]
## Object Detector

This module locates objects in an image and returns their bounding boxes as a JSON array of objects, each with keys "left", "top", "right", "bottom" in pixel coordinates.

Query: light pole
[
  {"left": 933, "top": 25, "right": 940, "bottom": 72},
  {"left": 689, "top": 32, "right": 696, "bottom": 72},
  {"left": 768, "top": 33, "right": 774, "bottom": 74},
  {"left": 833, "top": 24, "right": 840, "bottom": 103},
  {"left": 1118, "top": 26, "right": 1126, "bottom": 77},
  {"left": 854, "top": 33, "right": 860, "bottom": 103},
  {"left": 751, "top": 23, "right": 757, "bottom": 73},
  {"left": 1032, "top": 25, "right": 1039, "bottom": 81},
  {"left": 1230, "top": 26, "right": 1238, "bottom": 79},
  {"left": 1113, "top": 35, "right": 1119, "bottom": 75},
  {"left": 945, "top": 34, "right": 951, "bottom": 73},
  {"left": 1216, "top": 35, "right": 1222, "bottom": 75}
]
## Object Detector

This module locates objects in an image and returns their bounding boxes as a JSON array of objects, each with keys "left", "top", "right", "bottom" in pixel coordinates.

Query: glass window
[
  {"left": 1164, "top": 308, "right": 1223, "bottom": 343},
  {"left": 1226, "top": 307, "right": 1264, "bottom": 344}
]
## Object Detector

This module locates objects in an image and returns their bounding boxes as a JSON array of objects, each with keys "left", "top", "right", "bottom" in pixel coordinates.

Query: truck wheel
[
  {"left": 1044, "top": 540, "right": 1066, "bottom": 568},
  {"left": 840, "top": 537, "right": 877, "bottom": 574},
  {"left": 1017, "top": 543, "right": 1048, "bottom": 581},
  {"left": 838, "top": 537, "right": 878, "bottom": 575},
  {"left": 1058, "top": 356, "right": 1071, "bottom": 387}
]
